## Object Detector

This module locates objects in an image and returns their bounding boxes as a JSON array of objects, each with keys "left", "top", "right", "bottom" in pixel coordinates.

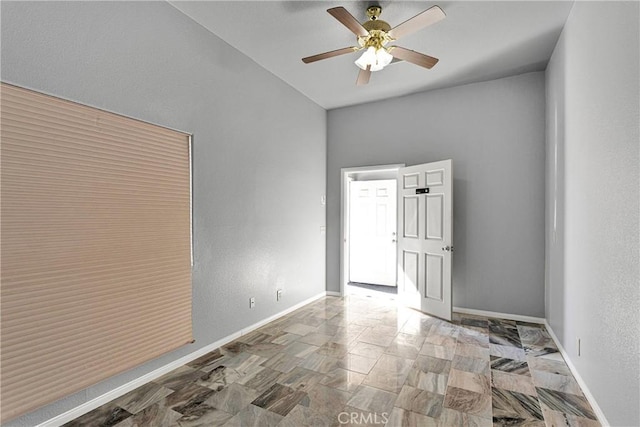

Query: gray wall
[
  {"left": 1, "top": 2, "right": 326, "bottom": 425},
  {"left": 545, "top": 2, "right": 639, "bottom": 426},
  {"left": 327, "top": 72, "right": 546, "bottom": 317}
]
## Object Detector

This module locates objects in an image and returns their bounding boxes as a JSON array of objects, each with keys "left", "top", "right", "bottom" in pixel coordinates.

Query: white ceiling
[{"left": 169, "top": 1, "right": 573, "bottom": 110}]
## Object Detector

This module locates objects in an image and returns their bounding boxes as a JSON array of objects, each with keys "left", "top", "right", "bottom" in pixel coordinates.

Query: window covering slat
[{"left": 0, "top": 83, "right": 193, "bottom": 423}]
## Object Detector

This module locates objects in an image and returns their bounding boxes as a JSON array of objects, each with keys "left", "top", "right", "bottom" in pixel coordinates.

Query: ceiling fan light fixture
[{"left": 355, "top": 46, "right": 392, "bottom": 72}]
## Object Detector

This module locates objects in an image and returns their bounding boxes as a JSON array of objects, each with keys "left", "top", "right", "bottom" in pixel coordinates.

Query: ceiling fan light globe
[
  {"left": 377, "top": 48, "right": 393, "bottom": 67},
  {"left": 354, "top": 46, "right": 377, "bottom": 70}
]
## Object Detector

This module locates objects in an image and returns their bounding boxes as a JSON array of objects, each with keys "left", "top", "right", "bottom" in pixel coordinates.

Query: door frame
[{"left": 340, "top": 164, "right": 405, "bottom": 297}]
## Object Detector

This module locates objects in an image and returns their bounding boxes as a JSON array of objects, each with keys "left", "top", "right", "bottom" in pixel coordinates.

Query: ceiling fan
[{"left": 302, "top": 5, "right": 445, "bottom": 85}]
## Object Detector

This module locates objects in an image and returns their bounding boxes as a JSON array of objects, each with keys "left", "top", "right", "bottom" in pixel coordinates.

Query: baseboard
[
  {"left": 38, "top": 291, "right": 327, "bottom": 427},
  {"left": 326, "top": 291, "right": 342, "bottom": 297},
  {"left": 544, "top": 321, "right": 610, "bottom": 426},
  {"left": 453, "top": 306, "right": 545, "bottom": 324}
]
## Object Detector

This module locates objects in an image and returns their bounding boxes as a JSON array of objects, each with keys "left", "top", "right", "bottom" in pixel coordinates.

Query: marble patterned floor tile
[
  {"left": 437, "top": 407, "right": 493, "bottom": 427},
  {"left": 337, "top": 353, "right": 379, "bottom": 374},
  {"left": 283, "top": 323, "right": 318, "bottom": 336},
  {"left": 222, "top": 404, "right": 283, "bottom": 427},
  {"left": 113, "top": 403, "right": 182, "bottom": 427},
  {"left": 269, "top": 332, "right": 302, "bottom": 346},
  {"left": 236, "top": 366, "right": 281, "bottom": 393},
  {"left": 526, "top": 356, "right": 571, "bottom": 376},
  {"left": 65, "top": 296, "right": 598, "bottom": 427},
  {"left": 298, "top": 332, "right": 333, "bottom": 347},
  {"left": 517, "top": 326, "right": 555, "bottom": 348},
  {"left": 346, "top": 385, "right": 398, "bottom": 414},
  {"left": 419, "top": 343, "right": 456, "bottom": 360},
  {"left": 386, "top": 407, "right": 438, "bottom": 427},
  {"left": 223, "top": 352, "right": 267, "bottom": 375},
  {"left": 414, "top": 354, "right": 452, "bottom": 374},
  {"left": 451, "top": 355, "right": 490, "bottom": 376},
  {"left": 153, "top": 366, "right": 204, "bottom": 390},
  {"left": 541, "top": 407, "right": 601, "bottom": 427},
  {"left": 536, "top": 388, "right": 597, "bottom": 420},
  {"left": 443, "top": 386, "right": 492, "bottom": 419},
  {"left": 374, "top": 353, "right": 414, "bottom": 375},
  {"left": 113, "top": 381, "right": 174, "bottom": 414},
  {"left": 194, "top": 365, "right": 242, "bottom": 391},
  {"left": 164, "top": 383, "right": 217, "bottom": 414},
  {"left": 455, "top": 343, "right": 491, "bottom": 360},
  {"left": 250, "top": 383, "right": 307, "bottom": 416},
  {"left": 278, "top": 404, "right": 338, "bottom": 427},
  {"left": 244, "top": 342, "right": 286, "bottom": 359},
  {"left": 446, "top": 368, "right": 490, "bottom": 394},
  {"left": 320, "top": 368, "right": 366, "bottom": 392},
  {"left": 395, "top": 384, "right": 444, "bottom": 418},
  {"left": 460, "top": 318, "right": 489, "bottom": 329},
  {"left": 283, "top": 341, "right": 320, "bottom": 358},
  {"left": 63, "top": 402, "right": 132, "bottom": 427},
  {"left": 362, "top": 364, "right": 409, "bottom": 393},
  {"left": 406, "top": 368, "right": 449, "bottom": 394},
  {"left": 491, "top": 355, "right": 531, "bottom": 375},
  {"left": 316, "top": 341, "right": 349, "bottom": 358},
  {"left": 204, "top": 383, "right": 258, "bottom": 415},
  {"left": 457, "top": 330, "right": 490, "bottom": 347},
  {"left": 175, "top": 402, "right": 233, "bottom": 427},
  {"left": 187, "top": 349, "right": 226, "bottom": 371},
  {"left": 490, "top": 343, "right": 527, "bottom": 361},
  {"left": 491, "top": 370, "right": 537, "bottom": 396},
  {"left": 492, "top": 387, "right": 544, "bottom": 421},
  {"left": 278, "top": 366, "right": 325, "bottom": 392},
  {"left": 260, "top": 352, "right": 303, "bottom": 373},
  {"left": 349, "top": 341, "right": 387, "bottom": 359},
  {"left": 490, "top": 329, "right": 523, "bottom": 348},
  {"left": 357, "top": 330, "right": 396, "bottom": 347},
  {"left": 384, "top": 333, "right": 425, "bottom": 359},
  {"left": 531, "top": 370, "right": 584, "bottom": 396},
  {"left": 298, "top": 383, "right": 352, "bottom": 417}
]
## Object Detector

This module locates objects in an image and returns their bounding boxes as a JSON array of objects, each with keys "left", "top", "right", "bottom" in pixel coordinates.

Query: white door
[
  {"left": 397, "top": 160, "right": 453, "bottom": 320},
  {"left": 349, "top": 179, "right": 397, "bottom": 286}
]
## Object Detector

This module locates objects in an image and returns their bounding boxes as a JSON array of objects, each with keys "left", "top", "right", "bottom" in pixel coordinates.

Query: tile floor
[{"left": 64, "top": 295, "right": 600, "bottom": 427}]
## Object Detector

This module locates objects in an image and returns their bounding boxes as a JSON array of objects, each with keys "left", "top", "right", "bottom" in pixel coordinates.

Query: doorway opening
[{"left": 340, "top": 164, "right": 405, "bottom": 298}]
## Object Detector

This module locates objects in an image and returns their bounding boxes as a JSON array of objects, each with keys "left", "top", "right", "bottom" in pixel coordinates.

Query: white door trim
[{"left": 340, "top": 164, "right": 405, "bottom": 297}]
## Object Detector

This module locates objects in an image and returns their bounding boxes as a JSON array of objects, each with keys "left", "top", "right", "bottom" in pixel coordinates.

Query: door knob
[
  {"left": 442, "top": 245, "right": 453, "bottom": 252},
  {"left": 392, "top": 239, "right": 396, "bottom": 243}
]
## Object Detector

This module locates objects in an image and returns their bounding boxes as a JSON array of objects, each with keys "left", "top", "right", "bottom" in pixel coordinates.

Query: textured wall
[
  {"left": 545, "top": 2, "right": 640, "bottom": 426},
  {"left": 327, "top": 72, "right": 546, "bottom": 317},
  {"left": 1, "top": 2, "right": 326, "bottom": 425}
]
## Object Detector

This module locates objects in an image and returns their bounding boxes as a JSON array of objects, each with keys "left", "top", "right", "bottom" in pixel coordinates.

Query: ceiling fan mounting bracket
[{"left": 365, "top": 6, "right": 382, "bottom": 20}]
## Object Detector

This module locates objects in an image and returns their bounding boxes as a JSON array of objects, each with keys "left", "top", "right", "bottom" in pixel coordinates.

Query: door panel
[{"left": 397, "top": 160, "right": 452, "bottom": 320}]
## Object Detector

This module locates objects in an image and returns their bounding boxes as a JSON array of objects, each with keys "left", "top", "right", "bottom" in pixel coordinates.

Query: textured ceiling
[{"left": 170, "top": 1, "right": 573, "bottom": 109}]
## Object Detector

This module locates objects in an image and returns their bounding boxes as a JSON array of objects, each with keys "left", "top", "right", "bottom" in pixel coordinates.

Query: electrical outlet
[
  {"left": 577, "top": 337, "right": 581, "bottom": 356},
  {"left": 249, "top": 297, "right": 255, "bottom": 309},
  {"left": 277, "top": 289, "right": 283, "bottom": 301}
]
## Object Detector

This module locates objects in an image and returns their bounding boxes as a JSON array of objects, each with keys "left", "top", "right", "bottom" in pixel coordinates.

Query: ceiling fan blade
[
  {"left": 302, "top": 47, "right": 357, "bottom": 64},
  {"left": 327, "top": 7, "right": 369, "bottom": 37},
  {"left": 356, "top": 66, "right": 371, "bottom": 86},
  {"left": 388, "top": 5, "right": 446, "bottom": 40},
  {"left": 389, "top": 46, "right": 439, "bottom": 69}
]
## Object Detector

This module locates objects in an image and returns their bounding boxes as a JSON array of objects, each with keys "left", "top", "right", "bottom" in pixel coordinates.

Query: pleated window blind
[{"left": 0, "top": 83, "right": 193, "bottom": 423}]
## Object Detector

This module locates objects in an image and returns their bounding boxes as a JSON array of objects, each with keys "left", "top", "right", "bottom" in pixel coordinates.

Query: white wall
[
  {"left": 545, "top": 2, "right": 639, "bottom": 426},
  {"left": 1, "top": 2, "right": 326, "bottom": 425},
  {"left": 328, "top": 72, "right": 546, "bottom": 317}
]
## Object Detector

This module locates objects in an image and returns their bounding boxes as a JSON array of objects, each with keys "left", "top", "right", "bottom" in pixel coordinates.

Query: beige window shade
[{"left": 0, "top": 82, "right": 193, "bottom": 423}]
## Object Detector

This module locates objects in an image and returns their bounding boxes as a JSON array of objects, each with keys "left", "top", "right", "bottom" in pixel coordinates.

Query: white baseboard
[
  {"left": 326, "top": 291, "right": 342, "bottom": 297},
  {"left": 544, "top": 321, "right": 610, "bottom": 427},
  {"left": 453, "top": 306, "right": 545, "bottom": 324},
  {"left": 38, "top": 291, "right": 327, "bottom": 427}
]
